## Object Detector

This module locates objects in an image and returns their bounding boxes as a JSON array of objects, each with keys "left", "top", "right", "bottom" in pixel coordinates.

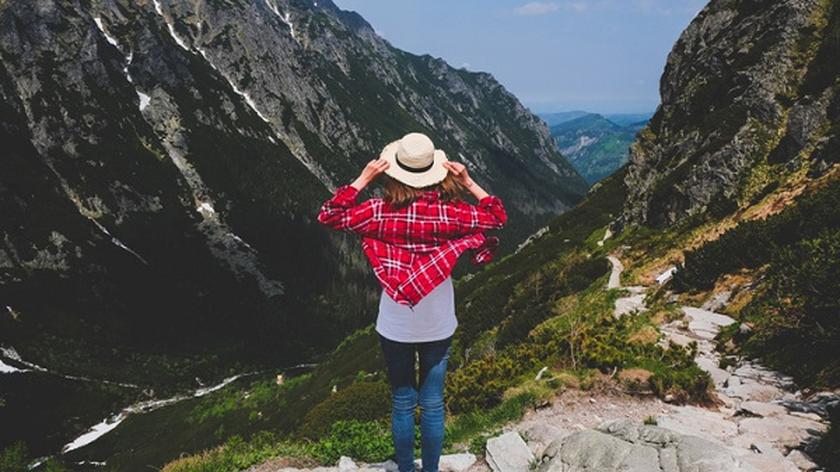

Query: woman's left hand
[{"left": 351, "top": 158, "right": 390, "bottom": 190}]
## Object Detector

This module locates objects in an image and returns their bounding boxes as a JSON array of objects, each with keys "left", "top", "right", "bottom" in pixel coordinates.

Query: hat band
[{"left": 395, "top": 155, "right": 435, "bottom": 173}]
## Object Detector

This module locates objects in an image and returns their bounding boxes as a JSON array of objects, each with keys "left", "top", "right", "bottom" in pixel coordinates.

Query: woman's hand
[
  {"left": 443, "top": 161, "right": 489, "bottom": 200},
  {"left": 351, "top": 158, "right": 390, "bottom": 190}
]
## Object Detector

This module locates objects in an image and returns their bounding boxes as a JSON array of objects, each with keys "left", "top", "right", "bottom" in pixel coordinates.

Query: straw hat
[{"left": 380, "top": 133, "right": 448, "bottom": 188}]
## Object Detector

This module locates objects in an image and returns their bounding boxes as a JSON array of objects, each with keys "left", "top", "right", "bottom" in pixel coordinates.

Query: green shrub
[
  {"left": 446, "top": 355, "right": 519, "bottom": 414},
  {"left": 162, "top": 432, "right": 314, "bottom": 472},
  {"left": 673, "top": 180, "right": 840, "bottom": 291},
  {"left": 739, "top": 229, "right": 840, "bottom": 388},
  {"left": 299, "top": 381, "right": 391, "bottom": 439},
  {"left": 0, "top": 442, "right": 28, "bottom": 472},
  {"left": 496, "top": 257, "right": 610, "bottom": 347},
  {"left": 311, "top": 420, "right": 393, "bottom": 464}
]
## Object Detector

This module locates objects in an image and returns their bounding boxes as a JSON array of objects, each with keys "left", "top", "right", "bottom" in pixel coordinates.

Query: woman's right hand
[
  {"left": 444, "top": 161, "right": 488, "bottom": 200},
  {"left": 351, "top": 158, "right": 390, "bottom": 190}
]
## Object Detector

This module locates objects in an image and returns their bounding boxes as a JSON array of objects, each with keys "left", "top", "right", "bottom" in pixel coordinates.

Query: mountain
[
  {"left": 550, "top": 113, "right": 648, "bottom": 184},
  {"left": 0, "top": 0, "right": 587, "bottom": 462},
  {"left": 123, "top": 0, "right": 839, "bottom": 470},
  {"left": 538, "top": 110, "right": 590, "bottom": 127},
  {"left": 619, "top": 0, "right": 840, "bottom": 228},
  {"left": 604, "top": 112, "right": 654, "bottom": 127}
]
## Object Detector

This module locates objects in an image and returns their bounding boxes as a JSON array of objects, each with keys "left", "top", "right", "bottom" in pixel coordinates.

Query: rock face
[
  {"left": 0, "top": 0, "right": 586, "bottom": 457},
  {"left": 619, "top": 0, "right": 840, "bottom": 228},
  {"left": 537, "top": 420, "right": 760, "bottom": 472}
]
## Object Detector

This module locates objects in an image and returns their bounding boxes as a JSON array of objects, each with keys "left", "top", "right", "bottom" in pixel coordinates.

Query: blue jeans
[{"left": 379, "top": 334, "right": 452, "bottom": 472}]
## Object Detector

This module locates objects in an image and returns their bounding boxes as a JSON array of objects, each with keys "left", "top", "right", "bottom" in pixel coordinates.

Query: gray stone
[
  {"left": 786, "top": 449, "right": 819, "bottom": 471},
  {"left": 416, "top": 454, "right": 476, "bottom": 472},
  {"left": 614, "top": 293, "right": 647, "bottom": 318},
  {"left": 338, "top": 456, "right": 358, "bottom": 471},
  {"left": 737, "top": 401, "right": 788, "bottom": 418},
  {"left": 486, "top": 431, "right": 534, "bottom": 472},
  {"left": 537, "top": 420, "right": 760, "bottom": 472},
  {"left": 725, "top": 379, "right": 784, "bottom": 402},
  {"left": 737, "top": 415, "right": 827, "bottom": 448}
]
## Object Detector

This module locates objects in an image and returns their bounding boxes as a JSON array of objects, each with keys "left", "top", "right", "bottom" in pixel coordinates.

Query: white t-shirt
[{"left": 375, "top": 276, "right": 457, "bottom": 343}]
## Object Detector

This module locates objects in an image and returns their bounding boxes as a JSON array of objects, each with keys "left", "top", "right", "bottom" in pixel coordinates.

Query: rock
[
  {"left": 657, "top": 406, "right": 738, "bottom": 443},
  {"left": 522, "top": 423, "right": 568, "bottom": 445},
  {"left": 607, "top": 255, "right": 624, "bottom": 289},
  {"left": 701, "top": 291, "right": 732, "bottom": 312},
  {"left": 737, "top": 401, "right": 788, "bottom": 418},
  {"left": 486, "top": 431, "right": 534, "bottom": 472},
  {"left": 785, "top": 449, "right": 819, "bottom": 471},
  {"left": 614, "top": 293, "right": 647, "bottom": 318},
  {"left": 338, "top": 456, "right": 357, "bottom": 471},
  {"left": 682, "top": 307, "right": 736, "bottom": 340},
  {"left": 739, "top": 323, "right": 754, "bottom": 335},
  {"left": 617, "top": 0, "right": 830, "bottom": 228},
  {"left": 725, "top": 379, "right": 784, "bottom": 402},
  {"left": 536, "top": 420, "right": 760, "bottom": 472},
  {"left": 737, "top": 415, "right": 827, "bottom": 449},
  {"left": 778, "top": 391, "right": 840, "bottom": 418},
  {"left": 739, "top": 454, "right": 800, "bottom": 472},
  {"left": 696, "top": 355, "right": 731, "bottom": 387},
  {"left": 415, "top": 453, "right": 476, "bottom": 472}
]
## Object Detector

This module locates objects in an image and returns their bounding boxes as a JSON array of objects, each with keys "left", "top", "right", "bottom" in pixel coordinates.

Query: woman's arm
[
  {"left": 317, "top": 158, "right": 389, "bottom": 234},
  {"left": 442, "top": 161, "right": 507, "bottom": 231}
]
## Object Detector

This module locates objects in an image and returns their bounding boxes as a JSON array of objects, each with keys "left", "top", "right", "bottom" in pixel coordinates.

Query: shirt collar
[{"left": 419, "top": 189, "right": 441, "bottom": 202}]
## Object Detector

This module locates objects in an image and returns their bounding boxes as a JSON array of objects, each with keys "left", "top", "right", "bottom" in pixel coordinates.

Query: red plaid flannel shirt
[{"left": 318, "top": 184, "right": 507, "bottom": 308}]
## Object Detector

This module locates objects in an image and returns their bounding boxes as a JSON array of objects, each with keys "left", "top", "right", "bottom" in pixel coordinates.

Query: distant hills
[{"left": 540, "top": 112, "right": 652, "bottom": 184}]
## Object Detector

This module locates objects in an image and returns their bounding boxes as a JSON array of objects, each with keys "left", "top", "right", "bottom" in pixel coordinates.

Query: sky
[{"left": 332, "top": 0, "right": 707, "bottom": 114}]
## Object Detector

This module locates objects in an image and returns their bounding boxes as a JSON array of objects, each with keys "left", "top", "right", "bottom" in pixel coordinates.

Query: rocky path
[
  {"left": 254, "top": 254, "right": 836, "bottom": 472},
  {"left": 478, "top": 255, "right": 833, "bottom": 471}
]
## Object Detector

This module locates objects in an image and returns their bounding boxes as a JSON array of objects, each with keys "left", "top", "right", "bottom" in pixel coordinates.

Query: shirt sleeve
[
  {"left": 470, "top": 235, "right": 500, "bottom": 266},
  {"left": 316, "top": 185, "right": 379, "bottom": 235},
  {"left": 450, "top": 195, "right": 508, "bottom": 235}
]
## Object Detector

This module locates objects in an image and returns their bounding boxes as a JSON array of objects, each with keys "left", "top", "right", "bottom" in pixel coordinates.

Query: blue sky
[{"left": 332, "top": 0, "right": 707, "bottom": 114}]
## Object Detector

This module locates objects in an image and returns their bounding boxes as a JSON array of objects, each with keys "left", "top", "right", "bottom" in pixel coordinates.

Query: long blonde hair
[{"left": 382, "top": 173, "right": 467, "bottom": 208}]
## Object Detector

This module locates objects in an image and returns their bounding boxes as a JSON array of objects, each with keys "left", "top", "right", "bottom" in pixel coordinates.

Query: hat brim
[{"left": 380, "top": 141, "right": 449, "bottom": 188}]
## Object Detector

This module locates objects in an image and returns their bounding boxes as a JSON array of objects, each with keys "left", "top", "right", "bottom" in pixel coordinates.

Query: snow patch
[
  {"left": 0, "top": 359, "right": 27, "bottom": 374},
  {"left": 93, "top": 17, "right": 120, "bottom": 48},
  {"left": 152, "top": 0, "right": 191, "bottom": 51},
  {"left": 88, "top": 217, "right": 149, "bottom": 266},
  {"left": 656, "top": 266, "right": 678, "bottom": 285},
  {"left": 264, "top": 0, "right": 297, "bottom": 40},
  {"left": 62, "top": 373, "right": 253, "bottom": 453},
  {"left": 197, "top": 201, "right": 216, "bottom": 218},
  {"left": 196, "top": 48, "right": 271, "bottom": 124},
  {"left": 137, "top": 90, "right": 151, "bottom": 110}
]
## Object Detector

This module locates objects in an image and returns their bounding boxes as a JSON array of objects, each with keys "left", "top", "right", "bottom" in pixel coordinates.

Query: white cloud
[
  {"left": 513, "top": 2, "right": 561, "bottom": 16},
  {"left": 513, "top": 1, "right": 589, "bottom": 16}
]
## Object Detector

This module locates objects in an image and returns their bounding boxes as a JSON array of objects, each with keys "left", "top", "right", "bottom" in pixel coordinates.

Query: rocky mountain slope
[
  {"left": 0, "top": 0, "right": 586, "bottom": 462},
  {"left": 549, "top": 113, "right": 648, "bottom": 183},
  {"left": 620, "top": 0, "right": 840, "bottom": 228}
]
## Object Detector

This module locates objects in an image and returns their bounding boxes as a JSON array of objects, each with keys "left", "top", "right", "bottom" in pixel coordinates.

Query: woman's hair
[{"left": 381, "top": 173, "right": 467, "bottom": 208}]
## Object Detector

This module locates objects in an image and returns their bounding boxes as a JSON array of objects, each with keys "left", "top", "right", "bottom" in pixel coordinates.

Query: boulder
[
  {"left": 486, "top": 431, "right": 534, "bottom": 472},
  {"left": 536, "top": 420, "right": 760, "bottom": 472},
  {"left": 785, "top": 449, "right": 819, "bottom": 471}
]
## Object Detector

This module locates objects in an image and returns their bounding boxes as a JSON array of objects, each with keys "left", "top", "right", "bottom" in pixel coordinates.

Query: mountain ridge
[{"left": 0, "top": 0, "right": 586, "bottom": 461}]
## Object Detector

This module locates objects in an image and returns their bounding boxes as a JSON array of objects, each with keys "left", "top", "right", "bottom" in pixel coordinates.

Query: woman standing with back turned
[{"left": 317, "top": 132, "right": 507, "bottom": 472}]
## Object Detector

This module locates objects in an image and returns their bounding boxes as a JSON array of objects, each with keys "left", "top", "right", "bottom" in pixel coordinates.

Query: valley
[{"left": 3, "top": 0, "right": 840, "bottom": 470}]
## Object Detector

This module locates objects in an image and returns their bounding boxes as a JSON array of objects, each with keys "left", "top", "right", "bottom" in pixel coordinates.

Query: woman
[{"left": 317, "top": 132, "right": 506, "bottom": 472}]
